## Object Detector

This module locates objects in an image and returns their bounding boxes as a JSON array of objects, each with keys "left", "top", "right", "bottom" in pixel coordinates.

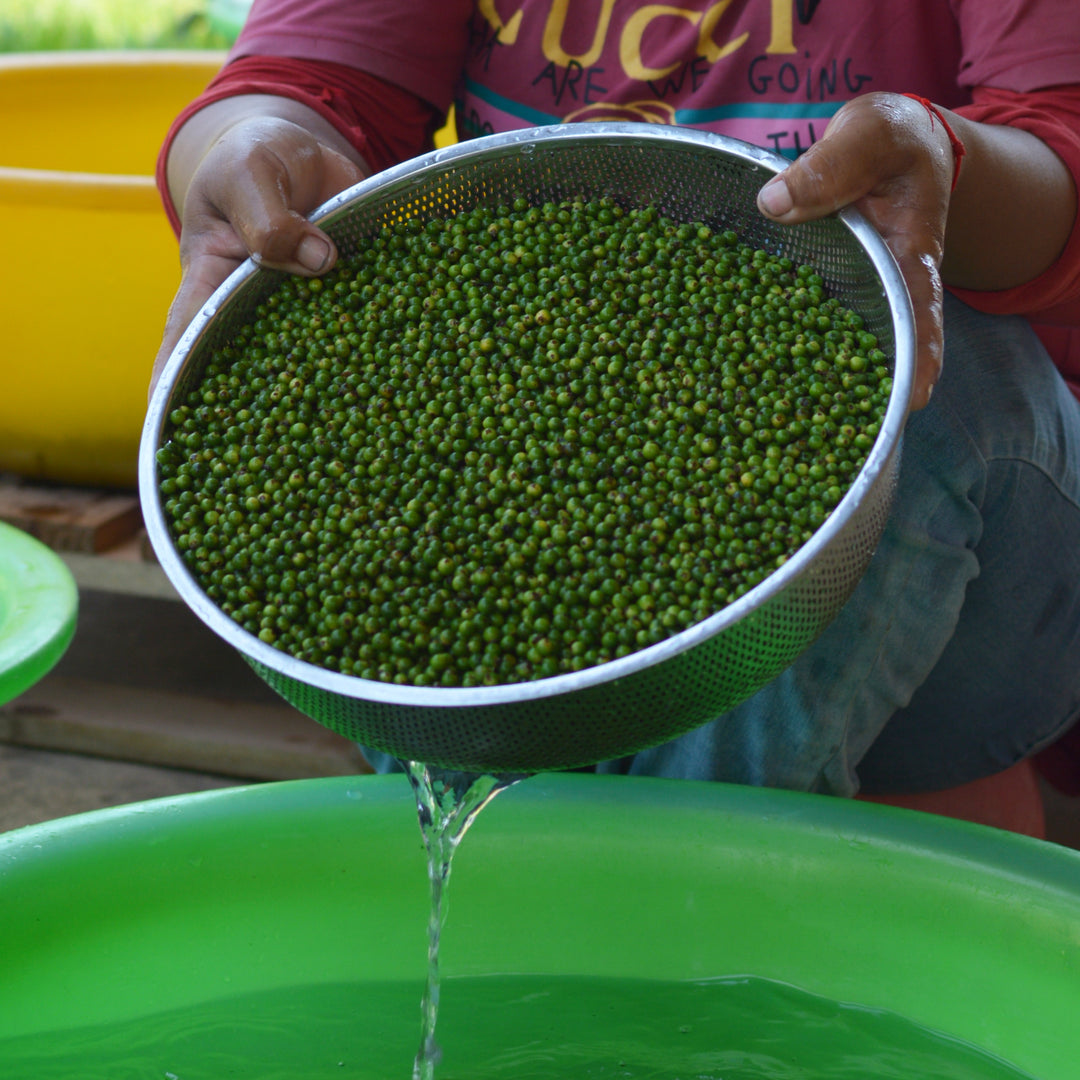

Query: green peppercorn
[{"left": 158, "top": 198, "right": 890, "bottom": 687}]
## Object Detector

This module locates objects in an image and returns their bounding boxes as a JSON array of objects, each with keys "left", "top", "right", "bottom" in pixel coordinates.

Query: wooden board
[
  {"left": 0, "top": 481, "right": 142, "bottom": 553},
  {"left": 0, "top": 675, "right": 373, "bottom": 782}
]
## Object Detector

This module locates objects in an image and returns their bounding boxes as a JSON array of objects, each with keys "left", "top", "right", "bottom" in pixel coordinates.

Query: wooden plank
[
  {"left": 0, "top": 481, "right": 142, "bottom": 553},
  {"left": 0, "top": 675, "right": 373, "bottom": 782},
  {"left": 0, "top": 743, "right": 241, "bottom": 834},
  {"left": 60, "top": 550, "right": 177, "bottom": 601}
]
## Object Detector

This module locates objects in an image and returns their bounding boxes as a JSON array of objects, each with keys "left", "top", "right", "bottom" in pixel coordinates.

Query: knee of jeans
[{"left": 935, "top": 294, "right": 1076, "bottom": 461}]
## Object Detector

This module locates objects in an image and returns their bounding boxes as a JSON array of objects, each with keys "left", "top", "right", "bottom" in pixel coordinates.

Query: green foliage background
[{"left": 1, "top": 0, "right": 233, "bottom": 51}]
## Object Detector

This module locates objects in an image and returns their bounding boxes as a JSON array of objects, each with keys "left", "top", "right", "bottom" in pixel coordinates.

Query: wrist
[{"left": 900, "top": 94, "right": 967, "bottom": 191}]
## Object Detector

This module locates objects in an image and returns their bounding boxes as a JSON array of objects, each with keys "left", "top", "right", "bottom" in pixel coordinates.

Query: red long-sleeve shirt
[{"left": 156, "top": 56, "right": 1080, "bottom": 394}]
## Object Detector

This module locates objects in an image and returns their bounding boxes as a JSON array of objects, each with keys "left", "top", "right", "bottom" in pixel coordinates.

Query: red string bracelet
[{"left": 901, "top": 93, "right": 967, "bottom": 191}]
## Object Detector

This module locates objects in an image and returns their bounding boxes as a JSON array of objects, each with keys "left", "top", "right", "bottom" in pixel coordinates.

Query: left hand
[{"left": 757, "top": 91, "right": 959, "bottom": 412}]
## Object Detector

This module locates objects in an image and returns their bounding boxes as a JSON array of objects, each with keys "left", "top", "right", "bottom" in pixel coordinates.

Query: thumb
[
  {"left": 208, "top": 140, "right": 365, "bottom": 275},
  {"left": 150, "top": 248, "right": 241, "bottom": 398}
]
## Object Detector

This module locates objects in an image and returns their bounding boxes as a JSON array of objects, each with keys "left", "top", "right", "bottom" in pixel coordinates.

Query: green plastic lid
[{"left": 0, "top": 520, "right": 78, "bottom": 705}]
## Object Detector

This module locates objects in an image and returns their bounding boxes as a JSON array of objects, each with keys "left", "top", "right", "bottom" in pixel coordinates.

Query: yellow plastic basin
[{"left": 0, "top": 50, "right": 225, "bottom": 488}]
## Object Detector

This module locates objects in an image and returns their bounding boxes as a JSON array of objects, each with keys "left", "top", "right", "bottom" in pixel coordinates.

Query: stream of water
[{"left": 404, "top": 762, "right": 524, "bottom": 1080}]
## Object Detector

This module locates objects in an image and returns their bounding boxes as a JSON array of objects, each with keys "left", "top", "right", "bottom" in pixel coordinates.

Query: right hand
[
  {"left": 152, "top": 116, "right": 367, "bottom": 393},
  {"left": 757, "top": 93, "right": 957, "bottom": 413}
]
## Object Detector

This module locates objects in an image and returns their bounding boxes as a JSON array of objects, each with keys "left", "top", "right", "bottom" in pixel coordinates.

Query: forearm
[
  {"left": 151, "top": 57, "right": 442, "bottom": 384},
  {"left": 165, "top": 94, "right": 372, "bottom": 224},
  {"left": 942, "top": 112, "right": 1077, "bottom": 291}
]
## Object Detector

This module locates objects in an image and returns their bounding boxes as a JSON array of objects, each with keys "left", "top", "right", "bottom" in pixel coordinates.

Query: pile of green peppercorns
[{"left": 157, "top": 196, "right": 892, "bottom": 688}]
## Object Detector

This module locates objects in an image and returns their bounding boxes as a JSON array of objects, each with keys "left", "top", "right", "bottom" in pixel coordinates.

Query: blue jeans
[{"left": 365, "top": 295, "right": 1080, "bottom": 796}]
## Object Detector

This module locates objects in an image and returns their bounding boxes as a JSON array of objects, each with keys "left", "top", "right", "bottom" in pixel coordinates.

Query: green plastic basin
[
  {"left": 0, "top": 772, "right": 1078, "bottom": 1077},
  {"left": 0, "top": 520, "right": 77, "bottom": 705}
]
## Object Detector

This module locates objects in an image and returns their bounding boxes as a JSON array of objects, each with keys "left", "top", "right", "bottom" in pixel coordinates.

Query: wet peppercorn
[{"left": 157, "top": 198, "right": 891, "bottom": 687}]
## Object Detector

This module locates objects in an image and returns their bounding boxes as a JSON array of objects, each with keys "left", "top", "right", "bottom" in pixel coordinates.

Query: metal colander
[{"left": 140, "top": 123, "right": 915, "bottom": 774}]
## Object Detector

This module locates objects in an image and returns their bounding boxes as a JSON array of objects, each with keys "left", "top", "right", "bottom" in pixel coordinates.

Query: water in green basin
[
  {"left": 0, "top": 971, "right": 1034, "bottom": 1079},
  {"left": 0, "top": 768, "right": 1042, "bottom": 1080}
]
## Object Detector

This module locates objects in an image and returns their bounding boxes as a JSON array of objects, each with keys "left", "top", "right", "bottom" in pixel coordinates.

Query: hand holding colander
[{"left": 140, "top": 123, "right": 915, "bottom": 775}]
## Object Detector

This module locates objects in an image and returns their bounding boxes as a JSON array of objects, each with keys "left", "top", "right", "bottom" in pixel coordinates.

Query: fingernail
[
  {"left": 758, "top": 177, "right": 793, "bottom": 218},
  {"left": 298, "top": 233, "right": 332, "bottom": 273}
]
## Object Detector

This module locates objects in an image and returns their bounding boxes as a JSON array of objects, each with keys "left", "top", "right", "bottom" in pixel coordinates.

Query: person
[{"left": 153, "top": 1, "right": 1080, "bottom": 837}]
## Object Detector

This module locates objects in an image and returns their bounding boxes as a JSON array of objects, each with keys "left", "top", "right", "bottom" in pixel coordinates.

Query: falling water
[{"left": 405, "top": 762, "right": 524, "bottom": 1080}]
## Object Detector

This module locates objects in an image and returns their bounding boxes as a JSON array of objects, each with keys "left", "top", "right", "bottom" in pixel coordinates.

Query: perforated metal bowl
[{"left": 140, "top": 123, "right": 915, "bottom": 774}]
